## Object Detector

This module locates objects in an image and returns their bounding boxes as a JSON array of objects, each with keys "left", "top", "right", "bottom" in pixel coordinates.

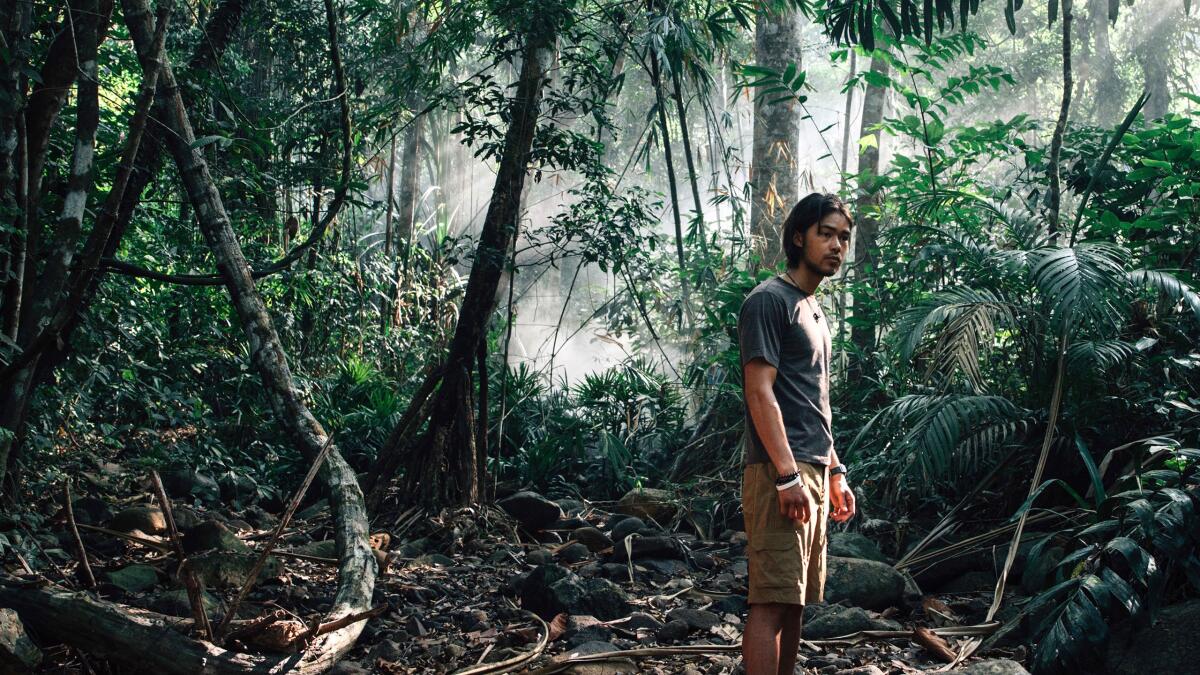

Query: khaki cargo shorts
[{"left": 742, "top": 461, "right": 828, "bottom": 605}]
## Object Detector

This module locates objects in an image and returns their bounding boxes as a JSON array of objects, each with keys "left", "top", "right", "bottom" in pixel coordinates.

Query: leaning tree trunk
[
  {"left": 0, "top": 0, "right": 246, "bottom": 499},
  {"left": 122, "top": 0, "right": 375, "bottom": 667},
  {"left": 849, "top": 54, "right": 889, "bottom": 373},
  {"left": 368, "top": 24, "right": 556, "bottom": 510},
  {"left": 749, "top": 6, "right": 803, "bottom": 270}
]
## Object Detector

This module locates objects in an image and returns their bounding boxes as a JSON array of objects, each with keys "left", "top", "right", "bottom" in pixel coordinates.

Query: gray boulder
[
  {"left": 0, "top": 608, "right": 42, "bottom": 672},
  {"left": 824, "top": 556, "right": 905, "bottom": 611},
  {"left": 616, "top": 488, "right": 677, "bottom": 523},
  {"left": 499, "top": 491, "right": 563, "bottom": 530},
  {"left": 109, "top": 505, "right": 166, "bottom": 535},
  {"left": 803, "top": 605, "right": 902, "bottom": 639},
  {"left": 609, "top": 517, "right": 645, "bottom": 545},
  {"left": 104, "top": 564, "right": 160, "bottom": 593},
  {"left": 957, "top": 659, "right": 1029, "bottom": 674},
  {"left": 609, "top": 535, "right": 685, "bottom": 562},
  {"left": 520, "top": 566, "right": 630, "bottom": 620},
  {"left": 571, "top": 527, "right": 614, "bottom": 552},
  {"left": 665, "top": 608, "right": 720, "bottom": 631},
  {"left": 828, "top": 532, "right": 888, "bottom": 563}
]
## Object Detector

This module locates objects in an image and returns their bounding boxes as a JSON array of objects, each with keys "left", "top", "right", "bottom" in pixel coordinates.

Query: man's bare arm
[{"left": 744, "top": 358, "right": 814, "bottom": 522}]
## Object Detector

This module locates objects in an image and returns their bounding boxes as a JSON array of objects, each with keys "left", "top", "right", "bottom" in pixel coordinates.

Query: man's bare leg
[
  {"left": 744, "top": 602, "right": 804, "bottom": 675},
  {"left": 778, "top": 604, "right": 804, "bottom": 674}
]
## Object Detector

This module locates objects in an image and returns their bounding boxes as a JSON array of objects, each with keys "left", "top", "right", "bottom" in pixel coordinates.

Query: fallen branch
[
  {"left": 76, "top": 523, "right": 170, "bottom": 552},
  {"left": 63, "top": 479, "right": 96, "bottom": 588},
  {"left": 454, "top": 613, "right": 550, "bottom": 675},
  {"left": 216, "top": 433, "right": 335, "bottom": 640},
  {"left": 511, "top": 622, "right": 1002, "bottom": 675},
  {"left": 151, "top": 469, "right": 212, "bottom": 641},
  {"left": 297, "top": 604, "right": 387, "bottom": 644}
]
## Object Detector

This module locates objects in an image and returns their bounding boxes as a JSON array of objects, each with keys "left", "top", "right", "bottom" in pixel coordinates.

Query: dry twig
[
  {"left": 63, "top": 479, "right": 97, "bottom": 588},
  {"left": 150, "top": 470, "right": 213, "bottom": 641}
]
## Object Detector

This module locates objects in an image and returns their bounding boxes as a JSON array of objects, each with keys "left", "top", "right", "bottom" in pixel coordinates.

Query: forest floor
[{"left": 1, "top": 462, "right": 1031, "bottom": 674}]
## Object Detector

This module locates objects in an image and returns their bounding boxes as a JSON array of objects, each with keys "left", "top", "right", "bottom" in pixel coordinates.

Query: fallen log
[{"left": 0, "top": 579, "right": 303, "bottom": 673}]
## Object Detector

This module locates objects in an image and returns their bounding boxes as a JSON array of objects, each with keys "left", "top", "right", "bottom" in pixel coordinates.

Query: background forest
[{"left": 0, "top": 0, "right": 1198, "bottom": 673}]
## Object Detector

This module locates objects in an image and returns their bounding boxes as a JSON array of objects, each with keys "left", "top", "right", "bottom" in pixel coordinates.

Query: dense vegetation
[{"left": 0, "top": 0, "right": 1197, "bottom": 672}]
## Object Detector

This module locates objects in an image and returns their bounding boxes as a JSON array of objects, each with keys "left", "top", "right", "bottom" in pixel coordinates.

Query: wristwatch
[{"left": 830, "top": 464, "right": 848, "bottom": 477}]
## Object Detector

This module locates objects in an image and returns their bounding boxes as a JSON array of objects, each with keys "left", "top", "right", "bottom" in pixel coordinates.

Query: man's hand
[
  {"left": 778, "top": 483, "right": 815, "bottom": 523},
  {"left": 830, "top": 475, "right": 856, "bottom": 523}
]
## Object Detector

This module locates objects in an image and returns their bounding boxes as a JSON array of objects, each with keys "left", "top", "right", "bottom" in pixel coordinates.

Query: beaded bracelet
[{"left": 775, "top": 475, "right": 802, "bottom": 492}]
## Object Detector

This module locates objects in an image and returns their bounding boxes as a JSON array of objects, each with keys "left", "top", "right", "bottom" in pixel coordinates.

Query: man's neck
[{"left": 784, "top": 264, "right": 822, "bottom": 295}]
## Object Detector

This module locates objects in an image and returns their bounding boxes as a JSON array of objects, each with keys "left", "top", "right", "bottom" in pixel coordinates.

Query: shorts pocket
[{"left": 750, "top": 531, "right": 803, "bottom": 593}]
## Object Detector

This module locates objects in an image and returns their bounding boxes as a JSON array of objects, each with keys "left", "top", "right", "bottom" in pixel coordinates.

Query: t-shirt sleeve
[{"left": 738, "top": 291, "right": 787, "bottom": 369}]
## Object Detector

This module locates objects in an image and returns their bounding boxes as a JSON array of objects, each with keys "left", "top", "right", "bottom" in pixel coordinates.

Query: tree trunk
[
  {"left": 123, "top": 0, "right": 375, "bottom": 661},
  {"left": 648, "top": 52, "right": 689, "bottom": 305},
  {"left": 670, "top": 67, "right": 705, "bottom": 244},
  {"left": 1047, "top": 0, "right": 1073, "bottom": 236},
  {"left": 1133, "top": 3, "right": 1179, "bottom": 120},
  {"left": 750, "top": 6, "right": 803, "bottom": 269},
  {"left": 369, "top": 24, "right": 556, "bottom": 509},
  {"left": 391, "top": 103, "right": 423, "bottom": 321},
  {"left": 850, "top": 55, "right": 889, "bottom": 372}
]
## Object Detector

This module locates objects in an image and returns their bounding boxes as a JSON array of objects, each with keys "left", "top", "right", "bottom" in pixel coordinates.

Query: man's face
[{"left": 793, "top": 211, "right": 852, "bottom": 277}]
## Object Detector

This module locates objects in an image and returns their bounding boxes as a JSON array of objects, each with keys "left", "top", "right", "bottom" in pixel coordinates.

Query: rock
[
  {"left": 836, "top": 667, "right": 886, "bottom": 675},
  {"left": 824, "top": 557, "right": 905, "bottom": 611},
  {"left": 296, "top": 498, "right": 328, "bottom": 520},
  {"left": 148, "top": 589, "right": 219, "bottom": 617},
  {"left": 958, "top": 659, "right": 1029, "bottom": 675},
  {"left": 328, "top": 662, "right": 370, "bottom": 675},
  {"left": 713, "top": 595, "right": 748, "bottom": 616},
  {"left": 564, "top": 616, "right": 614, "bottom": 648},
  {"left": 370, "top": 639, "right": 405, "bottom": 662},
  {"left": 109, "top": 505, "right": 167, "bottom": 535},
  {"left": 571, "top": 527, "right": 614, "bottom": 552},
  {"left": 190, "top": 551, "right": 282, "bottom": 588},
  {"left": 828, "top": 532, "right": 887, "bottom": 563},
  {"left": 554, "top": 516, "right": 591, "bottom": 530},
  {"left": 69, "top": 496, "right": 113, "bottom": 525},
  {"left": 527, "top": 548, "right": 555, "bottom": 565},
  {"left": 105, "top": 564, "right": 160, "bottom": 593},
  {"left": 396, "top": 537, "right": 429, "bottom": 557},
  {"left": 557, "top": 499, "right": 587, "bottom": 515},
  {"left": 554, "top": 640, "right": 636, "bottom": 675},
  {"left": 520, "top": 566, "right": 630, "bottom": 620},
  {"left": 616, "top": 488, "right": 677, "bottom": 524},
  {"left": 609, "top": 517, "right": 645, "bottom": 545},
  {"left": 0, "top": 608, "right": 42, "bottom": 671},
  {"left": 610, "top": 535, "right": 685, "bottom": 562},
  {"left": 294, "top": 539, "right": 337, "bottom": 558},
  {"left": 218, "top": 471, "right": 258, "bottom": 504},
  {"left": 183, "top": 520, "right": 249, "bottom": 554},
  {"left": 498, "top": 491, "right": 563, "bottom": 530},
  {"left": 161, "top": 468, "right": 220, "bottom": 504},
  {"left": 625, "top": 612, "right": 664, "bottom": 631},
  {"left": 656, "top": 619, "right": 690, "bottom": 642},
  {"left": 558, "top": 543, "right": 591, "bottom": 564},
  {"left": 242, "top": 505, "right": 277, "bottom": 530},
  {"left": 665, "top": 608, "right": 720, "bottom": 631},
  {"left": 1106, "top": 599, "right": 1200, "bottom": 675},
  {"left": 803, "top": 605, "right": 902, "bottom": 639},
  {"left": 639, "top": 559, "right": 689, "bottom": 576},
  {"left": 415, "top": 553, "right": 454, "bottom": 567}
]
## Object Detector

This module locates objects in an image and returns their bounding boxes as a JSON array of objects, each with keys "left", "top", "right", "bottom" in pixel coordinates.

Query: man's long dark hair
[{"left": 782, "top": 193, "right": 854, "bottom": 268}]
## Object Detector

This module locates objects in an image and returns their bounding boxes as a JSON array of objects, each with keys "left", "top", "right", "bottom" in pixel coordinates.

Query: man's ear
[{"left": 792, "top": 229, "right": 804, "bottom": 249}]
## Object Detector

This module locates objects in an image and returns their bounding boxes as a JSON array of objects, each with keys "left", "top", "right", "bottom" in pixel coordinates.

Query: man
[{"left": 739, "top": 193, "right": 857, "bottom": 675}]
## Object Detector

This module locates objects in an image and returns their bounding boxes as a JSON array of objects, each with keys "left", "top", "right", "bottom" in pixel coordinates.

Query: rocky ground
[{"left": 0, "top": 464, "right": 1045, "bottom": 674}]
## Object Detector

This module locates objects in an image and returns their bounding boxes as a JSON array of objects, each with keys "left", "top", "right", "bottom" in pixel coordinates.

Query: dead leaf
[{"left": 548, "top": 613, "right": 568, "bottom": 642}]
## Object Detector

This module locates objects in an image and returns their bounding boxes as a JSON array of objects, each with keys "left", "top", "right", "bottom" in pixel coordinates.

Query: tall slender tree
[{"left": 750, "top": 4, "right": 803, "bottom": 269}]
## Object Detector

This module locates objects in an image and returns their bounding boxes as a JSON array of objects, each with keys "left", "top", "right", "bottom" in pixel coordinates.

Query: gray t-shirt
[{"left": 738, "top": 276, "right": 833, "bottom": 466}]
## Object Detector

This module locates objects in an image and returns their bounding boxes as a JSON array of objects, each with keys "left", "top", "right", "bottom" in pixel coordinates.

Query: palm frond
[
  {"left": 857, "top": 393, "right": 1029, "bottom": 485},
  {"left": 1031, "top": 243, "right": 1128, "bottom": 327},
  {"left": 1066, "top": 339, "right": 1140, "bottom": 372},
  {"left": 1128, "top": 269, "right": 1200, "bottom": 322},
  {"left": 892, "top": 288, "right": 1019, "bottom": 389}
]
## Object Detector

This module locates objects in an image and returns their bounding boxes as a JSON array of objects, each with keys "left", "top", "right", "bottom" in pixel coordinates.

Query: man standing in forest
[{"left": 739, "top": 193, "right": 858, "bottom": 674}]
